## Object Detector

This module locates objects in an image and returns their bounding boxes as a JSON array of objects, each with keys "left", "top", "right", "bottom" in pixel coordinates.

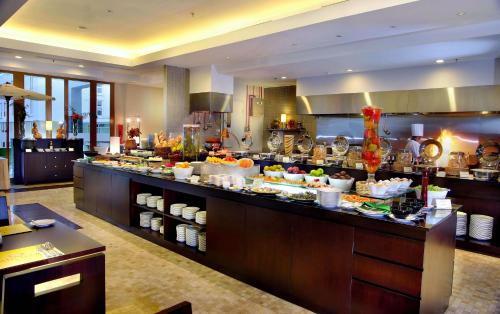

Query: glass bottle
[{"left": 361, "top": 106, "right": 382, "bottom": 182}]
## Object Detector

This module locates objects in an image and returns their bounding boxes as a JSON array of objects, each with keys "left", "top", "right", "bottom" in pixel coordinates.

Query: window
[
  {"left": 96, "top": 83, "right": 110, "bottom": 147},
  {"left": 51, "top": 78, "right": 65, "bottom": 138},
  {"left": 24, "top": 75, "right": 46, "bottom": 138},
  {"left": 68, "top": 80, "right": 91, "bottom": 150}
]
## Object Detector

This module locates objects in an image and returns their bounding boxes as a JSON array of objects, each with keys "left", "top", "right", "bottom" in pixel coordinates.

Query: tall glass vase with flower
[
  {"left": 70, "top": 110, "right": 83, "bottom": 138},
  {"left": 361, "top": 105, "right": 383, "bottom": 183},
  {"left": 125, "top": 128, "right": 141, "bottom": 152}
]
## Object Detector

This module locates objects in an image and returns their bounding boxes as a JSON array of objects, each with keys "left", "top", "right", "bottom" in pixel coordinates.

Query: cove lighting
[
  {"left": 346, "top": 69, "right": 353, "bottom": 72},
  {"left": 78, "top": 64, "right": 85, "bottom": 68},
  {"left": 14, "top": 55, "right": 22, "bottom": 59},
  {"left": 435, "top": 59, "right": 445, "bottom": 64}
]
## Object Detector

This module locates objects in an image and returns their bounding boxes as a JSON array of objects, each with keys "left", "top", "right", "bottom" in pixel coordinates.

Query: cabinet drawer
[
  {"left": 351, "top": 279, "right": 419, "bottom": 314},
  {"left": 354, "top": 228, "right": 424, "bottom": 268},
  {"left": 74, "top": 176, "right": 83, "bottom": 189},
  {"left": 353, "top": 254, "right": 422, "bottom": 297},
  {"left": 73, "top": 165, "right": 84, "bottom": 178}
]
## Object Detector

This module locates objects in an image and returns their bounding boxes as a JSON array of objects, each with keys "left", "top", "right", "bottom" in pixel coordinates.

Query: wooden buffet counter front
[{"left": 74, "top": 162, "right": 457, "bottom": 314}]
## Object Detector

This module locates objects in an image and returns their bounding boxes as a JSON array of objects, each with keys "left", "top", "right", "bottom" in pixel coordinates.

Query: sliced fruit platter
[
  {"left": 287, "top": 192, "right": 317, "bottom": 203},
  {"left": 251, "top": 187, "right": 282, "bottom": 195}
]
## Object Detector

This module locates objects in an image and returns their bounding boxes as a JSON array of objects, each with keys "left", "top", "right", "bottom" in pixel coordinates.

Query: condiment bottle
[{"left": 421, "top": 168, "right": 429, "bottom": 207}]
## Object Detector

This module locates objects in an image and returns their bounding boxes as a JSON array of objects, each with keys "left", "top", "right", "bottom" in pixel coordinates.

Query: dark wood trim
[
  {"left": 64, "top": 79, "right": 69, "bottom": 137},
  {"left": 110, "top": 82, "right": 115, "bottom": 136},
  {"left": 90, "top": 81, "right": 97, "bottom": 148},
  {"left": 46, "top": 76, "right": 52, "bottom": 138}
]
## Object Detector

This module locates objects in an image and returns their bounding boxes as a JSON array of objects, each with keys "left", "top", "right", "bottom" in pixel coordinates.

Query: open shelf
[
  {"left": 132, "top": 203, "right": 164, "bottom": 216},
  {"left": 163, "top": 212, "right": 206, "bottom": 229},
  {"left": 456, "top": 235, "right": 500, "bottom": 257},
  {"left": 174, "top": 240, "right": 206, "bottom": 255}
]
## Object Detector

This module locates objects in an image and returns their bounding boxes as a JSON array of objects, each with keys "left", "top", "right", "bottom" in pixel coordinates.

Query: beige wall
[{"left": 114, "top": 83, "right": 164, "bottom": 139}]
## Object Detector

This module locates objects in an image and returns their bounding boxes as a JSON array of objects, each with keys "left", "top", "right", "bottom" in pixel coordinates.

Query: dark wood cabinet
[
  {"left": 290, "top": 217, "right": 354, "bottom": 314},
  {"left": 95, "top": 172, "right": 112, "bottom": 218},
  {"left": 206, "top": 197, "right": 246, "bottom": 276},
  {"left": 110, "top": 173, "right": 130, "bottom": 226},
  {"left": 83, "top": 168, "right": 99, "bottom": 215},
  {"left": 14, "top": 138, "right": 83, "bottom": 184},
  {"left": 245, "top": 205, "right": 292, "bottom": 295}
]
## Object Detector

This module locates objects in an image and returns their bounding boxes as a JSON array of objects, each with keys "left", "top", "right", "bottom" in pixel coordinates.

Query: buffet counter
[
  {"left": 255, "top": 160, "right": 500, "bottom": 257},
  {"left": 73, "top": 161, "right": 457, "bottom": 314}
]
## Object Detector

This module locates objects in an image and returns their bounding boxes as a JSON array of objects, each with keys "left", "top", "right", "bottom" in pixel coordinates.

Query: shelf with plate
[
  {"left": 132, "top": 203, "right": 164, "bottom": 216},
  {"left": 163, "top": 211, "right": 206, "bottom": 230},
  {"left": 456, "top": 235, "right": 500, "bottom": 257}
]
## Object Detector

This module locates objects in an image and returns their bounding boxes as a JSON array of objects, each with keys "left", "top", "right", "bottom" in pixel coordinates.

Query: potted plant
[{"left": 125, "top": 127, "right": 141, "bottom": 151}]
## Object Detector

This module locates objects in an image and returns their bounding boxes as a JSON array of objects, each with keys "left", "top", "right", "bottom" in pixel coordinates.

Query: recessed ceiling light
[
  {"left": 77, "top": 25, "right": 87, "bottom": 30},
  {"left": 14, "top": 55, "right": 22, "bottom": 59},
  {"left": 346, "top": 69, "right": 353, "bottom": 72},
  {"left": 291, "top": 43, "right": 297, "bottom": 46},
  {"left": 456, "top": 11, "right": 466, "bottom": 16},
  {"left": 336, "top": 35, "right": 343, "bottom": 38},
  {"left": 389, "top": 25, "right": 397, "bottom": 29},
  {"left": 435, "top": 59, "right": 445, "bottom": 64},
  {"left": 225, "top": 56, "right": 230, "bottom": 60},
  {"left": 281, "top": 76, "right": 287, "bottom": 79},
  {"left": 78, "top": 64, "right": 85, "bottom": 68},
  {"left": 106, "top": 9, "right": 113, "bottom": 13}
]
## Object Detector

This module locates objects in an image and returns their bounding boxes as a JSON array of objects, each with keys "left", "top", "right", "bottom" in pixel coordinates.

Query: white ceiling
[{"left": 0, "top": 0, "right": 499, "bottom": 81}]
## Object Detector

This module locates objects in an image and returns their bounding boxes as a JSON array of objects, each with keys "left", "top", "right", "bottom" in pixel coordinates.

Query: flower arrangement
[
  {"left": 71, "top": 112, "right": 83, "bottom": 122},
  {"left": 127, "top": 127, "right": 141, "bottom": 139}
]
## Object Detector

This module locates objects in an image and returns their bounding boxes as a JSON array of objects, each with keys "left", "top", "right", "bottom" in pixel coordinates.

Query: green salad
[{"left": 415, "top": 184, "right": 446, "bottom": 191}]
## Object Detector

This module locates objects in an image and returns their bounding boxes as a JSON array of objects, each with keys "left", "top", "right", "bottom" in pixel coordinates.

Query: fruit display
[
  {"left": 264, "top": 165, "right": 285, "bottom": 172},
  {"left": 304, "top": 181, "right": 328, "bottom": 188},
  {"left": 175, "top": 162, "right": 191, "bottom": 168},
  {"left": 286, "top": 166, "right": 306, "bottom": 174},
  {"left": 330, "top": 171, "right": 351, "bottom": 180},
  {"left": 206, "top": 156, "right": 223, "bottom": 164},
  {"left": 308, "top": 168, "right": 325, "bottom": 177},
  {"left": 222, "top": 156, "right": 237, "bottom": 165},
  {"left": 361, "top": 105, "right": 382, "bottom": 176},
  {"left": 251, "top": 187, "right": 281, "bottom": 195},
  {"left": 238, "top": 158, "right": 254, "bottom": 168}
]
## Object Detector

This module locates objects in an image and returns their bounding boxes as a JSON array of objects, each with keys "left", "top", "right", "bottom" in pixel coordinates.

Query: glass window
[
  {"left": 51, "top": 78, "right": 65, "bottom": 138},
  {"left": 68, "top": 80, "right": 90, "bottom": 150},
  {"left": 96, "top": 83, "right": 110, "bottom": 147},
  {"left": 24, "top": 75, "right": 46, "bottom": 138}
]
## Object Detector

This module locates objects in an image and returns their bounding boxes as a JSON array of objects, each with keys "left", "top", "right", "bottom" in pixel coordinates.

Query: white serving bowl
[
  {"left": 283, "top": 172, "right": 305, "bottom": 181},
  {"left": 305, "top": 175, "right": 328, "bottom": 184},
  {"left": 173, "top": 167, "right": 194, "bottom": 180},
  {"left": 415, "top": 188, "right": 450, "bottom": 205},
  {"left": 328, "top": 177, "right": 354, "bottom": 192},
  {"left": 264, "top": 170, "right": 284, "bottom": 178},
  {"left": 368, "top": 183, "right": 389, "bottom": 196}
]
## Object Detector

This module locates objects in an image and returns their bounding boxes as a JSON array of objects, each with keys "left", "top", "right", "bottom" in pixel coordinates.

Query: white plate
[{"left": 30, "top": 219, "right": 56, "bottom": 228}]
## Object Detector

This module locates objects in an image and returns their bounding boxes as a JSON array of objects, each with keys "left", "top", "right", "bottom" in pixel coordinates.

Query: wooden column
[
  {"left": 46, "top": 76, "right": 52, "bottom": 138},
  {"left": 64, "top": 79, "right": 69, "bottom": 138},
  {"left": 90, "top": 81, "right": 97, "bottom": 148},
  {"left": 110, "top": 82, "right": 115, "bottom": 136}
]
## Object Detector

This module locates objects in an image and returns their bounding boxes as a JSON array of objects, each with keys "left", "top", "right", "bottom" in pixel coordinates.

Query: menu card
[
  {"left": 0, "top": 245, "right": 45, "bottom": 269},
  {"left": 0, "top": 224, "right": 32, "bottom": 236}
]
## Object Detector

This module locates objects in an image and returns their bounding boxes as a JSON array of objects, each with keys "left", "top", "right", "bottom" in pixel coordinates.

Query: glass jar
[
  {"left": 267, "top": 131, "right": 282, "bottom": 152},
  {"left": 312, "top": 144, "right": 326, "bottom": 163},
  {"left": 448, "top": 152, "right": 468, "bottom": 169},
  {"left": 182, "top": 124, "right": 201, "bottom": 161},
  {"left": 361, "top": 106, "right": 382, "bottom": 181},
  {"left": 347, "top": 146, "right": 362, "bottom": 168}
]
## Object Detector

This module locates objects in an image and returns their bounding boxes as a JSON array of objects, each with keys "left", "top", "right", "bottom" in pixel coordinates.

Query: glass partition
[{"left": 68, "top": 80, "right": 90, "bottom": 150}]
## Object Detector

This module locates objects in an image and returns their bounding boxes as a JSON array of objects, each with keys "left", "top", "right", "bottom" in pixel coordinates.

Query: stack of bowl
[
  {"left": 136, "top": 193, "right": 152, "bottom": 205},
  {"left": 139, "top": 212, "right": 154, "bottom": 228},
  {"left": 170, "top": 203, "right": 187, "bottom": 216},
  {"left": 195, "top": 211, "right": 207, "bottom": 225},
  {"left": 157, "top": 199, "right": 164, "bottom": 212},
  {"left": 198, "top": 232, "right": 206, "bottom": 252},
  {"left": 146, "top": 195, "right": 162, "bottom": 208},
  {"left": 176, "top": 224, "right": 187, "bottom": 242},
  {"left": 186, "top": 226, "right": 199, "bottom": 247},
  {"left": 182, "top": 207, "right": 200, "bottom": 220},
  {"left": 151, "top": 217, "right": 162, "bottom": 231}
]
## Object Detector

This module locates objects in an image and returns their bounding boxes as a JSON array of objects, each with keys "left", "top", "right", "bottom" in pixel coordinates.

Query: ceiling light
[
  {"left": 281, "top": 76, "right": 287, "bottom": 79},
  {"left": 481, "top": 111, "right": 489, "bottom": 115},
  {"left": 78, "top": 64, "right": 85, "bottom": 68},
  {"left": 291, "top": 43, "right": 297, "bottom": 46},
  {"left": 14, "top": 55, "right": 22, "bottom": 59},
  {"left": 456, "top": 11, "right": 466, "bottom": 16},
  {"left": 225, "top": 56, "right": 230, "bottom": 60},
  {"left": 346, "top": 69, "right": 353, "bottom": 72},
  {"left": 77, "top": 26, "right": 87, "bottom": 30},
  {"left": 389, "top": 25, "right": 397, "bottom": 29},
  {"left": 435, "top": 59, "right": 445, "bottom": 64},
  {"left": 336, "top": 35, "right": 343, "bottom": 38},
  {"left": 106, "top": 9, "right": 113, "bottom": 13}
]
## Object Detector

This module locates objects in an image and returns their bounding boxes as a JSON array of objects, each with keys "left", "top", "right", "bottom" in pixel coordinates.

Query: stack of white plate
[
  {"left": 182, "top": 207, "right": 200, "bottom": 220},
  {"left": 186, "top": 226, "right": 199, "bottom": 247},
  {"left": 456, "top": 211, "right": 467, "bottom": 236},
  {"left": 159, "top": 225, "right": 164, "bottom": 235},
  {"left": 170, "top": 203, "right": 187, "bottom": 216},
  {"left": 195, "top": 211, "right": 207, "bottom": 225},
  {"left": 176, "top": 224, "right": 187, "bottom": 242},
  {"left": 151, "top": 217, "right": 162, "bottom": 231},
  {"left": 157, "top": 199, "right": 164, "bottom": 212},
  {"left": 147, "top": 196, "right": 162, "bottom": 208},
  {"left": 469, "top": 214, "right": 493, "bottom": 240},
  {"left": 139, "top": 212, "right": 154, "bottom": 228},
  {"left": 198, "top": 232, "right": 206, "bottom": 252},
  {"left": 137, "top": 193, "right": 152, "bottom": 205}
]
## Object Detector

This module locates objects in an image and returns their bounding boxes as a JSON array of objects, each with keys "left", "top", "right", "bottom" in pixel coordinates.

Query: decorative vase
[
  {"left": 125, "top": 138, "right": 137, "bottom": 151},
  {"left": 361, "top": 106, "right": 382, "bottom": 182},
  {"left": 72, "top": 121, "right": 79, "bottom": 137}
]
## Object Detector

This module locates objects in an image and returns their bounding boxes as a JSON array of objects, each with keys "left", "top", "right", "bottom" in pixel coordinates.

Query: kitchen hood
[
  {"left": 189, "top": 92, "right": 233, "bottom": 113},
  {"left": 296, "top": 85, "right": 500, "bottom": 114}
]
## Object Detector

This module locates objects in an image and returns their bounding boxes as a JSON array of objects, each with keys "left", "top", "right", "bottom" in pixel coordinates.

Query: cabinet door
[
  {"left": 83, "top": 168, "right": 98, "bottom": 214},
  {"left": 245, "top": 205, "right": 292, "bottom": 295},
  {"left": 290, "top": 217, "right": 354, "bottom": 314},
  {"left": 111, "top": 173, "right": 130, "bottom": 226},
  {"left": 95, "top": 171, "right": 112, "bottom": 218},
  {"left": 22, "top": 154, "right": 46, "bottom": 184},
  {"left": 206, "top": 197, "right": 246, "bottom": 276}
]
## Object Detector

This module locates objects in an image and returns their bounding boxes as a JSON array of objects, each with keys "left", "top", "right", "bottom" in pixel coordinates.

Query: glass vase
[
  {"left": 361, "top": 106, "right": 382, "bottom": 181},
  {"left": 72, "top": 121, "right": 79, "bottom": 137}
]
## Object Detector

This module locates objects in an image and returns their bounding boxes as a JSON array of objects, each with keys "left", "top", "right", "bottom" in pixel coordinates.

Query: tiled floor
[{"left": 3, "top": 187, "right": 500, "bottom": 314}]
